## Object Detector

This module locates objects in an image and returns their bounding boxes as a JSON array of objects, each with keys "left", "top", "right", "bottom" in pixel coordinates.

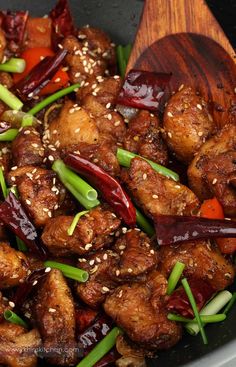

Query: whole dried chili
[
  {"left": 0, "top": 10, "right": 28, "bottom": 54},
  {"left": 14, "top": 49, "right": 67, "bottom": 100},
  {"left": 64, "top": 153, "right": 137, "bottom": 227},
  {"left": 154, "top": 215, "right": 236, "bottom": 246},
  {"left": 167, "top": 279, "right": 215, "bottom": 318},
  {"left": 0, "top": 192, "right": 47, "bottom": 259}
]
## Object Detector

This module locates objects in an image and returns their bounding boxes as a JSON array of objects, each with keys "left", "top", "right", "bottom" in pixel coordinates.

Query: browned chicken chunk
[
  {"left": 0, "top": 71, "right": 13, "bottom": 89},
  {"left": 0, "top": 29, "right": 6, "bottom": 62},
  {"left": 159, "top": 240, "right": 235, "bottom": 291},
  {"left": 121, "top": 158, "right": 199, "bottom": 218},
  {"left": 124, "top": 110, "right": 168, "bottom": 166},
  {"left": 188, "top": 124, "right": 236, "bottom": 214},
  {"left": 0, "top": 322, "right": 41, "bottom": 367},
  {"left": 35, "top": 269, "right": 77, "bottom": 366},
  {"left": 77, "top": 249, "right": 119, "bottom": 308},
  {"left": 12, "top": 127, "right": 45, "bottom": 167},
  {"left": 0, "top": 242, "right": 28, "bottom": 288},
  {"left": 48, "top": 100, "right": 100, "bottom": 150},
  {"left": 62, "top": 35, "right": 106, "bottom": 84},
  {"left": 104, "top": 271, "right": 182, "bottom": 350},
  {"left": 112, "top": 229, "right": 158, "bottom": 280},
  {"left": 41, "top": 206, "right": 121, "bottom": 256},
  {"left": 163, "top": 86, "right": 215, "bottom": 163},
  {"left": 8, "top": 166, "right": 66, "bottom": 227},
  {"left": 0, "top": 142, "right": 11, "bottom": 174}
]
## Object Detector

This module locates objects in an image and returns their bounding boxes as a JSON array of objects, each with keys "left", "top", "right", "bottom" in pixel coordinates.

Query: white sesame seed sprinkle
[
  {"left": 167, "top": 112, "right": 173, "bottom": 117},
  {"left": 45, "top": 267, "right": 51, "bottom": 273},
  {"left": 49, "top": 308, "right": 56, "bottom": 313},
  {"left": 9, "top": 301, "right": 15, "bottom": 308},
  {"left": 212, "top": 178, "right": 218, "bottom": 185},
  {"left": 152, "top": 194, "right": 158, "bottom": 199},
  {"left": 197, "top": 104, "right": 202, "bottom": 110}
]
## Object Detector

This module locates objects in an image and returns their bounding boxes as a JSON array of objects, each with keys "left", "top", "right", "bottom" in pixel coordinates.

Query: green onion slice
[
  {"left": 67, "top": 210, "right": 89, "bottom": 236},
  {"left": 168, "top": 313, "right": 226, "bottom": 323},
  {"left": 0, "top": 58, "right": 26, "bottom": 73},
  {"left": 0, "top": 84, "right": 23, "bottom": 110},
  {"left": 44, "top": 261, "right": 89, "bottom": 283},
  {"left": 167, "top": 261, "right": 185, "bottom": 295},
  {"left": 4, "top": 310, "right": 28, "bottom": 328}
]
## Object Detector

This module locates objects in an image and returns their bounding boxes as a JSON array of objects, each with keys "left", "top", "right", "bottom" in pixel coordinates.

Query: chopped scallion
[
  {"left": 168, "top": 313, "right": 226, "bottom": 323},
  {"left": 0, "top": 128, "right": 18, "bottom": 142},
  {"left": 67, "top": 210, "right": 89, "bottom": 236},
  {"left": 223, "top": 292, "right": 236, "bottom": 314},
  {"left": 0, "top": 166, "right": 8, "bottom": 198},
  {"left": 116, "top": 44, "right": 132, "bottom": 78},
  {"left": 44, "top": 261, "right": 89, "bottom": 283},
  {"left": 167, "top": 261, "right": 185, "bottom": 295},
  {"left": 4, "top": 310, "right": 28, "bottom": 328},
  {"left": 135, "top": 208, "right": 155, "bottom": 237},
  {"left": 0, "top": 58, "right": 26, "bottom": 73},
  {"left": 0, "top": 84, "right": 23, "bottom": 110}
]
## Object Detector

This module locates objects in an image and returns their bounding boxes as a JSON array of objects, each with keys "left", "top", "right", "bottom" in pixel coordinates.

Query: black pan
[{"left": 2, "top": 1, "right": 236, "bottom": 366}]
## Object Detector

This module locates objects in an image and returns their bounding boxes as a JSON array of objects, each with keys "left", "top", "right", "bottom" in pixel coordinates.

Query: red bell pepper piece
[
  {"left": 117, "top": 69, "right": 171, "bottom": 111},
  {"left": 154, "top": 215, "right": 236, "bottom": 246},
  {"left": 167, "top": 279, "right": 214, "bottom": 317},
  {"left": 64, "top": 153, "right": 136, "bottom": 227}
]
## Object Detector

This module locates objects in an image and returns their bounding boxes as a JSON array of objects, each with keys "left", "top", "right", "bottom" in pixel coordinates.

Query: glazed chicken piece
[
  {"left": 124, "top": 110, "right": 168, "bottom": 166},
  {"left": 62, "top": 35, "right": 106, "bottom": 84},
  {"left": 77, "top": 249, "right": 119, "bottom": 308},
  {"left": 0, "top": 71, "right": 13, "bottom": 89},
  {"left": 12, "top": 127, "right": 45, "bottom": 167},
  {"left": 188, "top": 123, "right": 236, "bottom": 214},
  {"left": 121, "top": 158, "right": 199, "bottom": 218},
  {"left": 159, "top": 240, "right": 235, "bottom": 291},
  {"left": 104, "top": 271, "right": 182, "bottom": 350},
  {"left": 77, "top": 75, "right": 122, "bottom": 106},
  {"left": 111, "top": 229, "right": 158, "bottom": 280},
  {"left": 0, "top": 322, "right": 42, "bottom": 367},
  {"left": 82, "top": 95, "right": 126, "bottom": 143},
  {"left": 47, "top": 100, "right": 99, "bottom": 150},
  {"left": 116, "top": 335, "right": 147, "bottom": 367},
  {"left": 163, "top": 86, "right": 215, "bottom": 164},
  {"left": 41, "top": 206, "right": 121, "bottom": 256},
  {"left": 0, "top": 142, "right": 11, "bottom": 174},
  {"left": 0, "top": 242, "right": 28, "bottom": 288},
  {"left": 35, "top": 269, "right": 77, "bottom": 366},
  {"left": 8, "top": 166, "right": 66, "bottom": 227},
  {"left": 0, "top": 29, "right": 6, "bottom": 62}
]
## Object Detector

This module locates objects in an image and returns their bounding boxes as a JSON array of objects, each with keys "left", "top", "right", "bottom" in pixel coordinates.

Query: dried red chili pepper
[
  {"left": 64, "top": 153, "right": 137, "bottom": 227},
  {"left": 50, "top": 0, "right": 76, "bottom": 50},
  {"left": 0, "top": 10, "right": 28, "bottom": 54},
  {"left": 167, "top": 279, "right": 214, "bottom": 317},
  {"left": 0, "top": 192, "right": 47, "bottom": 259},
  {"left": 154, "top": 215, "right": 236, "bottom": 246},
  {"left": 76, "top": 307, "right": 99, "bottom": 333},
  {"left": 14, "top": 49, "right": 67, "bottom": 100},
  {"left": 117, "top": 69, "right": 171, "bottom": 111}
]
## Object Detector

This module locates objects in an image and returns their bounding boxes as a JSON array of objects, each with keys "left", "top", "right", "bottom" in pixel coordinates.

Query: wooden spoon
[{"left": 127, "top": 0, "right": 236, "bottom": 127}]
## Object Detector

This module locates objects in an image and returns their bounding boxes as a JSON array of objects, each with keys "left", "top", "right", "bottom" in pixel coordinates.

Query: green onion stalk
[
  {"left": 0, "top": 129, "right": 18, "bottom": 142},
  {"left": 4, "top": 310, "right": 28, "bottom": 328},
  {"left": 0, "top": 58, "right": 26, "bottom": 73},
  {"left": 182, "top": 278, "right": 208, "bottom": 344},
  {"left": 168, "top": 313, "right": 226, "bottom": 324},
  {"left": 185, "top": 290, "right": 232, "bottom": 335},
  {"left": 116, "top": 44, "right": 132, "bottom": 78},
  {"left": 44, "top": 261, "right": 89, "bottom": 283},
  {"left": 117, "top": 148, "right": 179, "bottom": 181},
  {"left": 77, "top": 327, "right": 123, "bottom": 367},
  {"left": 0, "top": 84, "right": 23, "bottom": 110},
  {"left": 67, "top": 210, "right": 89, "bottom": 236},
  {"left": 167, "top": 261, "right": 185, "bottom": 295}
]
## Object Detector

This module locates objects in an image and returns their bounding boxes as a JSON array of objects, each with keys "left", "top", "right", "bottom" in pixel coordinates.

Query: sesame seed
[
  {"left": 32, "top": 168, "right": 37, "bottom": 174},
  {"left": 89, "top": 259, "right": 95, "bottom": 266},
  {"left": 74, "top": 49, "right": 81, "bottom": 55},
  {"left": 150, "top": 249, "right": 155, "bottom": 254},
  {"left": 48, "top": 155, "right": 54, "bottom": 161},
  {"left": 114, "top": 121, "right": 120, "bottom": 126},
  {"left": 101, "top": 286, "right": 110, "bottom": 293},
  {"left": 85, "top": 243, "right": 93, "bottom": 250},
  {"left": 122, "top": 227, "right": 128, "bottom": 233},
  {"left": 133, "top": 135, "right": 139, "bottom": 141},
  {"left": 75, "top": 128, "right": 81, "bottom": 133},
  {"left": 75, "top": 72, "right": 81, "bottom": 78},
  {"left": 58, "top": 43, "right": 63, "bottom": 49},
  {"left": 69, "top": 108, "right": 75, "bottom": 114},
  {"left": 48, "top": 211, "right": 52, "bottom": 218},
  {"left": 24, "top": 130, "right": 30, "bottom": 135},
  {"left": 90, "top": 265, "right": 98, "bottom": 274},
  {"left": 32, "top": 143, "right": 38, "bottom": 148},
  {"left": 113, "top": 75, "right": 120, "bottom": 79},
  {"left": 152, "top": 194, "right": 158, "bottom": 199},
  {"left": 119, "top": 245, "right": 126, "bottom": 250},
  {"left": 26, "top": 199, "right": 31, "bottom": 205},
  {"left": 175, "top": 185, "right": 181, "bottom": 189},
  {"left": 143, "top": 173, "right": 147, "bottom": 180},
  {"left": 167, "top": 112, "right": 173, "bottom": 117},
  {"left": 167, "top": 131, "right": 172, "bottom": 138},
  {"left": 127, "top": 268, "right": 133, "bottom": 273},
  {"left": 28, "top": 92, "right": 34, "bottom": 98},
  {"left": 55, "top": 77, "right": 61, "bottom": 83},
  {"left": 32, "top": 280, "right": 38, "bottom": 286},
  {"left": 197, "top": 104, "right": 202, "bottom": 110},
  {"left": 212, "top": 178, "right": 218, "bottom": 185},
  {"left": 11, "top": 166, "right": 18, "bottom": 171},
  {"left": 92, "top": 91, "right": 97, "bottom": 96},
  {"left": 106, "top": 103, "right": 111, "bottom": 109},
  {"left": 198, "top": 131, "right": 203, "bottom": 136},
  {"left": 9, "top": 301, "right": 15, "bottom": 308},
  {"left": 43, "top": 208, "right": 49, "bottom": 212},
  {"left": 45, "top": 268, "right": 51, "bottom": 274},
  {"left": 11, "top": 177, "right": 16, "bottom": 182},
  {"left": 49, "top": 308, "right": 56, "bottom": 313},
  {"left": 178, "top": 84, "right": 184, "bottom": 91},
  {"left": 116, "top": 270, "right": 120, "bottom": 276},
  {"left": 103, "top": 253, "right": 108, "bottom": 260}
]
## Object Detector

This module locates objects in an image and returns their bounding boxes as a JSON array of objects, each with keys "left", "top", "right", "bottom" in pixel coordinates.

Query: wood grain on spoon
[{"left": 128, "top": 0, "right": 236, "bottom": 127}]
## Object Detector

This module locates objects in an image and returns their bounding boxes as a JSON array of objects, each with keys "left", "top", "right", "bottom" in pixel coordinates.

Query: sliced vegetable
[
  {"left": 65, "top": 153, "right": 137, "bottom": 227},
  {"left": 200, "top": 197, "right": 224, "bottom": 219},
  {"left": 2, "top": 110, "right": 41, "bottom": 128},
  {"left": 67, "top": 210, "right": 89, "bottom": 236},
  {"left": 182, "top": 278, "right": 208, "bottom": 345},
  {"left": 167, "top": 279, "right": 214, "bottom": 318},
  {"left": 116, "top": 69, "right": 171, "bottom": 111},
  {"left": 0, "top": 85, "right": 23, "bottom": 110},
  {"left": 0, "top": 192, "right": 47, "bottom": 259},
  {"left": 52, "top": 159, "right": 100, "bottom": 209},
  {"left": 0, "top": 129, "right": 18, "bottom": 141},
  {"left": 0, "top": 58, "right": 26, "bottom": 73},
  {"left": 117, "top": 147, "right": 179, "bottom": 181},
  {"left": 28, "top": 83, "right": 80, "bottom": 116},
  {"left": 186, "top": 290, "right": 232, "bottom": 335},
  {"left": 167, "top": 313, "right": 226, "bottom": 323},
  {"left": 135, "top": 208, "right": 155, "bottom": 237},
  {"left": 167, "top": 261, "right": 185, "bottom": 295},
  {"left": 0, "top": 10, "right": 28, "bottom": 51},
  {"left": 14, "top": 49, "right": 67, "bottom": 100},
  {"left": 116, "top": 44, "right": 132, "bottom": 78},
  {"left": 44, "top": 261, "right": 89, "bottom": 282},
  {"left": 4, "top": 310, "right": 28, "bottom": 328},
  {"left": 77, "top": 327, "right": 123, "bottom": 367},
  {"left": 223, "top": 292, "right": 236, "bottom": 314},
  {"left": 50, "top": 0, "right": 76, "bottom": 50},
  {"left": 154, "top": 215, "right": 236, "bottom": 246},
  {"left": 0, "top": 166, "right": 7, "bottom": 198}
]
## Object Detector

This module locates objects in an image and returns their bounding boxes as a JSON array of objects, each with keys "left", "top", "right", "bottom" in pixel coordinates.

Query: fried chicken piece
[
  {"left": 76, "top": 250, "right": 119, "bottom": 308},
  {"left": 0, "top": 242, "right": 28, "bottom": 289},
  {"left": 163, "top": 86, "right": 215, "bottom": 163},
  {"left": 12, "top": 127, "right": 45, "bottom": 167},
  {"left": 48, "top": 100, "right": 100, "bottom": 149},
  {"left": 121, "top": 158, "right": 199, "bottom": 218},
  {"left": 0, "top": 71, "right": 13, "bottom": 89},
  {"left": 112, "top": 229, "right": 158, "bottom": 280},
  {"left": 116, "top": 335, "right": 146, "bottom": 367},
  {"left": 62, "top": 35, "right": 106, "bottom": 84},
  {"left": 104, "top": 271, "right": 182, "bottom": 350},
  {"left": 41, "top": 206, "right": 121, "bottom": 256},
  {"left": 35, "top": 269, "right": 77, "bottom": 366},
  {"left": 0, "top": 29, "right": 6, "bottom": 62},
  {"left": 0, "top": 322, "right": 41, "bottom": 367},
  {"left": 159, "top": 240, "right": 235, "bottom": 291},
  {"left": 188, "top": 124, "right": 236, "bottom": 214},
  {"left": 8, "top": 166, "right": 66, "bottom": 227},
  {"left": 83, "top": 95, "right": 126, "bottom": 143},
  {"left": 124, "top": 110, "right": 168, "bottom": 166},
  {"left": 0, "top": 143, "right": 11, "bottom": 174}
]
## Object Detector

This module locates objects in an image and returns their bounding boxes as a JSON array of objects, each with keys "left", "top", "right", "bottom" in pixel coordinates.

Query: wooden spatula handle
[{"left": 128, "top": 0, "right": 235, "bottom": 71}]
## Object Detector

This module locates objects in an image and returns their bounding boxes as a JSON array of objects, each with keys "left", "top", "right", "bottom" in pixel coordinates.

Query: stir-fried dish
[{"left": 0, "top": 1, "right": 235, "bottom": 366}]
